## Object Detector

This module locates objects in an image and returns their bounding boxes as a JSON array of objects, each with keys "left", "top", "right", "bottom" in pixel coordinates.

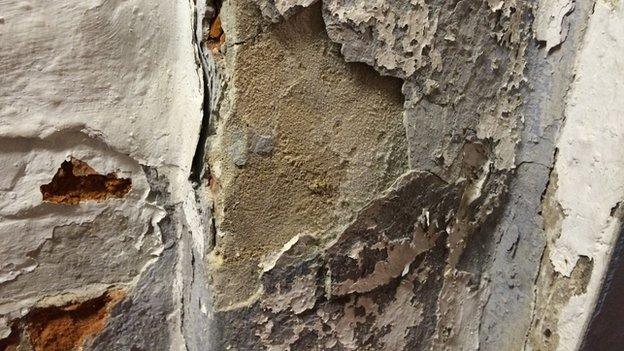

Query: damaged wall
[
  {"left": 1, "top": 0, "right": 624, "bottom": 350},
  {"left": 0, "top": 0, "right": 204, "bottom": 349}
]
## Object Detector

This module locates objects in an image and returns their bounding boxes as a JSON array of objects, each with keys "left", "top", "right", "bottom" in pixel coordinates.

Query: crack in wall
[{"left": 190, "top": 0, "right": 220, "bottom": 184}]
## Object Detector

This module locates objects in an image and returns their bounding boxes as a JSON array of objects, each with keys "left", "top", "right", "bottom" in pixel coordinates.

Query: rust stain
[
  {"left": 25, "top": 291, "right": 124, "bottom": 351},
  {"left": 208, "top": 16, "right": 222, "bottom": 39},
  {"left": 207, "top": 15, "right": 225, "bottom": 53},
  {"left": 40, "top": 157, "right": 131, "bottom": 205}
]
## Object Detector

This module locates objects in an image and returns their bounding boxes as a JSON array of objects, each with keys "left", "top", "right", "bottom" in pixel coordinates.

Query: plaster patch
[
  {"left": 208, "top": 2, "right": 407, "bottom": 307},
  {"left": 323, "top": 0, "right": 437, "bottom": 78},
  {"left": 256, "top": 0, "right": 318, "bottom": 21}
]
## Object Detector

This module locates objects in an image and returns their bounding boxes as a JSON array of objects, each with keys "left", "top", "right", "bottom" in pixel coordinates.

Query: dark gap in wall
[
  {"left": 206, "top": 0, "right": 225, "bottom": 54},
  {"left": 190, "top": 0, "right": 222, "bottom": 183},
  {"left": 0, "top": 324, "right": 19, "bottom": 351}
]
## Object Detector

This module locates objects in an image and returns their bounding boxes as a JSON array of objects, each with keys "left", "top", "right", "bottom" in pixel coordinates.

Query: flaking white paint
[
  {"left": 534, "top": 0, "right": 575, "bottom": 51},
  {"left": 549, "top": 1, "right": 624, "bottom": 349},
  {"left": 0, "top": 0, "right": 202, "bottom": 341}
]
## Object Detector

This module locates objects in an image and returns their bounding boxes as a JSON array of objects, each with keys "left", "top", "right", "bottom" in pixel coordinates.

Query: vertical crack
[
  {"left": 189, "top": 0, "right": 214, "bottom": 183},
  {"left": 190, "top": 0, "right": 223, "bottom": 251}
]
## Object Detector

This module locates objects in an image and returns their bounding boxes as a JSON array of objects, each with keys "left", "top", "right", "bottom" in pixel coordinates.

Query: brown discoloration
[
  {"left": 528, "top": 256, "right": 593, "bottom": 351},
  {"left": 25, "top": 291, "right": 124, "bottom": 351},
  {"left": 524, "top": 169, "right": 586, "bottom": 350},
  {"left": 209, "top": 0, "right": 535, "bottom": 348},
  {"left": 40, "top": 157, "right": 131, "bottom": 205},
  {"left": 0, "top": 291, "right": 124, "bottom": 351},
  {"left": 207, "top": 16, "right": 225, "bottom": 53}
]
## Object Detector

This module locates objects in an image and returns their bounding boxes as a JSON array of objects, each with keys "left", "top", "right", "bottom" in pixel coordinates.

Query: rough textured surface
[
  {"left": 0, "top": 291, "right": 123, "bottom": 351},
  {"left": 40, "top": 158, "right": 131, "bottom": 205},
  {"left": 207, "top": 2, "right": 407, "bottom": 308},
  {"left": 205, "top": 0, "right": 624, "bottom": 350},
  {"left": 2, "top": 0, "right": 624, "bottom": 350},
  {"left": 213, "top": 171, "right": 460, "bottom": 350}
]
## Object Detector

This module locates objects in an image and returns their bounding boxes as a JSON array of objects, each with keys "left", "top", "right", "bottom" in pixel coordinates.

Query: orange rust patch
[
  {"left": 207, "top": 15, "right": 225, "bottom": 53},
  {"left": 208, "top": 16, "right": 222, "bottom": 39},
  {"left": 40, "top": 157, "right": 131, "bottom": 205},
  {"left": 25, "top": 291, "right": 124, "bottom": 351}
]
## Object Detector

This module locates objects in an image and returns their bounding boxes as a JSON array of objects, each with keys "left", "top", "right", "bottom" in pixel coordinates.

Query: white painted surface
[
  {"left": 549, "top": 1, "right": 624, "bottom": 349},
  {"left": 534, "top": 0, "right": 575, "bottom": 51}
]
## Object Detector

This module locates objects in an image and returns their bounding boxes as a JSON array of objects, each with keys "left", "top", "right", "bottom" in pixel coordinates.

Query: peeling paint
[
  {"left": 1, "top": 0, "right": 622, "bottom": 349},
  {"left": 534, "top": 0, "right": 575, "bottom": 52},
  {"left": 211, "top": 171, "right": 459, "bottom": 349},
  {"left": 0, "top": 0, "right": 203, "bottom": 349},
  {"left": 546, "top": 2, "right": 624, "bottom": 349}
]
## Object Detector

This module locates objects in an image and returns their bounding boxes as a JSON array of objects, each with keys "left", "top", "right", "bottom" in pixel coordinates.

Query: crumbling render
[
  {"left": 40, "top": 158, "right": 131, "bottom": 205},
  {"left": 0, "top": 291, "right": 124, "bottom": 351},
  {"left": 1, "top": 0, "right": 624, "bottom": 350},
  {"left": 213, "top": 171, "right": 459, "bottom": 350}
]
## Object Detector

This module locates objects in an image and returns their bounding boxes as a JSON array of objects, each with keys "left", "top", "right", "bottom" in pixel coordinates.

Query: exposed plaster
[
  {"left": 1, "top": 0, "right": 622, "bottom": 349},
  {"left": 208, "top": 0, "right": 537, "bottom": 349},
  {"left": 206, "top": 2, "right": 408, "bottom": 309}
]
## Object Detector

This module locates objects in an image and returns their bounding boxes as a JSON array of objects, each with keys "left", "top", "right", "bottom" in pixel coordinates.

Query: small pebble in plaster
[
  {"left": 249, "top": 133, "right": 275, "bottom": 156},
  {"left": 40, "top": 157, "right": 131, "bottom": 205},
  {"left": 229, "top": 133, "right": 248, "bottom": 167}
]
